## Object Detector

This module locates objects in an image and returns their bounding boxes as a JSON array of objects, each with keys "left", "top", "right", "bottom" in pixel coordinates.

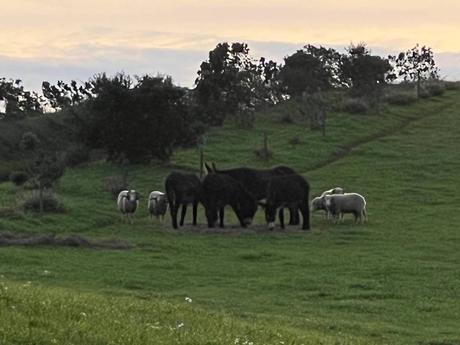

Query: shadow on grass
[{"left": 0, "top": 232, "right": 130, "bottom": 250}]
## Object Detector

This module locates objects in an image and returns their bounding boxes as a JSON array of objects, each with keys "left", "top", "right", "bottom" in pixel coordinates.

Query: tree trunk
[
  {"left": 417, "top": 71, "right": 421, "bottom": 98},
  {"left": 39, "top": 185, "right": 44, "bottom": 214}
]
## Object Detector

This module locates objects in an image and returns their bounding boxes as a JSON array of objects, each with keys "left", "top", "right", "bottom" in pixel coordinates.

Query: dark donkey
[
  {"left": 205, "top": 163, "right": 300, "bottom": 225},
  {"left": 261, "top": 173, "right": 311, "bottom": 230},
  {"left": 165, "top": 171, "right": 201, "bottom": 229},
  {"left": 201, "top": 173, "right": 258, "bottom": 228}
]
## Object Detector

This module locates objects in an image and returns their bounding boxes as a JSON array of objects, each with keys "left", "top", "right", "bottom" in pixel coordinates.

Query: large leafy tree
[
  {"left": 278, "top": 45, "right": 342, "bottom": 97},
  {"left": 390, "top": 44, "right": 439, "bottom": 98},
  {"left": 340, "top": 44, "right": 394, "bottom": 100},
  {"left": 195, "top": 42, "right": 279, "bottom": 126},
  {"left": 83, "top": 73, "right": 200, "bottom": 163}
]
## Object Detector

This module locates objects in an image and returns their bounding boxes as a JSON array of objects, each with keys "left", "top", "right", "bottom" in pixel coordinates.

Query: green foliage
[
  {"left": 340, "top": 44, "right": 393, "bottom": 100},
  {"left": 22, "top": 190, "right": 65, "bottom": 213},
  {"left": 104, "top": 174, "right": 129, "bottom": 200},
  {"left": 444, "top": 81, "right": 460, "bottom": 90},
  {"left": 279, "top": 45, "right": 342, "bottom": 96},
  {"left": 0, "top": 78, "right": 42, "bottom": 120},
  {"left": 342, "top": 98, "right": 370, "bottom": 114},
  {"left": 64, "top": 144, "right": 90, "bottom": 167},
  {"left": 426, "top": 81, "right": 446, "bottom": 96},
  {"left": 195, "top": 42, "right": 279, "bottom": 126},
  {"left": 384, "top": 91, "right": 417, "bottom": 105},
  {"left": 9, "top": 171, "right": 28, "bottom": 186},
  {"left": 391, "top": 44, "right": 439, "bottom": 83},
  {"left": 82, "top": 73, "right": 201, "bottom": 162}
]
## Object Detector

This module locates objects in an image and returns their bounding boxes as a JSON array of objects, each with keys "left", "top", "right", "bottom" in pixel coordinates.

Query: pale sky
[{"left": 1, "top": 0, "right": 459, "bottom": 91}]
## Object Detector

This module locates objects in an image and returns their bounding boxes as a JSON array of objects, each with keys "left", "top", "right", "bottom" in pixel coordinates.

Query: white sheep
[
  {"left": 117, "top": 190, "right": 139, "bottom": 222},
  {"left": 148, "top": 191, "right": 168, "bottom": 222},
  {"left": 324, "top": 193, "right": 367, "bottom": 223},
  {"left": 311, "top": 187, "right": 345, "bottom": 218}
]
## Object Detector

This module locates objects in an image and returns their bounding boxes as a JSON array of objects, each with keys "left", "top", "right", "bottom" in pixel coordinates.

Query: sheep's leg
[
  {"left": 192, "top": 202, "right": 198, "bottom": 226},
  {"left": 180, "top": 204, "right": 187, "bottom": 226},
  {"left": 279, "top": 208, "right": 285, "bottom": 229}
]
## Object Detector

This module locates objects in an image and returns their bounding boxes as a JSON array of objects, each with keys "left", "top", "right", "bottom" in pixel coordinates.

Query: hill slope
[{"left": 0, "top": 91, "right": 459, "bottom": 344}]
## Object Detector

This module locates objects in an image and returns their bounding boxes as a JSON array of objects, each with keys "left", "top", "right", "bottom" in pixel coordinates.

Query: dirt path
[{"left": 305, "top": 98, "right": 457, "bottom": 173}]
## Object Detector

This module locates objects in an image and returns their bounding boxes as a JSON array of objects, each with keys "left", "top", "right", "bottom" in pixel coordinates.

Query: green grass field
[{"left": 1, "top": 91, "right": 459, "bottom": 344}]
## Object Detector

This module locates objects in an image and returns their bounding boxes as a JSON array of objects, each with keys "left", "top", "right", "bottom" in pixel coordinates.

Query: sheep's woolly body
[{"left": 324, "top": 193, "right": 367, "bottom": 223}]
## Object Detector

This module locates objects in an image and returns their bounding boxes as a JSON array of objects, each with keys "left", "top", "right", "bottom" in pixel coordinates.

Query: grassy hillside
[{"left": 1, "top": 91, "right": 460, "bottom": 344}]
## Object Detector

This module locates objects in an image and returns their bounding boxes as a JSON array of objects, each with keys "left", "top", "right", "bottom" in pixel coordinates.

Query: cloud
[{"left": 2, "top": 30, "right": 459, "bottom": 93}]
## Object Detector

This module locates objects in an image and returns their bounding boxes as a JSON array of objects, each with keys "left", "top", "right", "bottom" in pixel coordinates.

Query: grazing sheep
[
  {"left": 148, "top": 191, "right": 168, "bottom": 221},
  {"left": 311, "top": 187, "right": 345, "bottom": 218},
  {"left": 324, "top": 193, "right": 367, "bottom": 223},
  {"left": 320, "top": 187, "right": 344, "bottom": 198},
  {"left": 117, "top": 190, "right": 140, "bottom": 222}
]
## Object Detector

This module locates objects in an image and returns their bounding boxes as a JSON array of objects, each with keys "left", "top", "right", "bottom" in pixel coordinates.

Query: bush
[
  {"left": 444, "top": 81, "right": 460, "bottom": 90},
  {"left": 22, "top": 191, "right": 65, "bottom": 213},
  {"left": 9, "top": 171, "right": 29, "bottom": 186},
  {"left": 342, "top": 98, "right": 369, "bottom": 114},
  {"left": 384, "top": 92, "right": 417, "bottom": 106},
  {"left": 419, "top": 88, "right": 431, "bottom": 99},
  {"left": 426, "top": 82, "right": 445, "bottom": 96},
  {"left": 65, "top": 144, "right": 90, "bottom": 167},
  {"left": 104, "top": 175, "right": 129, "bottom": 199},
  {"left": 279, "top": 114, "right": 294, "bottom": 124},
  {"left": 0, "top": 161, "right": 23, "bottom": 183}
]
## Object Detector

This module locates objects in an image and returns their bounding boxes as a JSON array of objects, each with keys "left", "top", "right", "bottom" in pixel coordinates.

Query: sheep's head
[{"left": 127, "top": 190, "right": 139, "bottom": 202}]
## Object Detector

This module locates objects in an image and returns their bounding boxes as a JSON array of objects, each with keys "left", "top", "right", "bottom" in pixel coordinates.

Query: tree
[
  {"left": 82, "top": 73, "right": 201, "bottom": 163},
  {"left": 278, "top": 45, "right": 342, "bottom": 97},
  {"left": 42, "top": 80, "right": 92, "bottom": 111},
  {"left": 20, "top": 132, "right": 65, "bottom": 213},
  {"left": 390, "top": 44, "right": 440, "bottom": 98},
  {"left": 340, "top": 43, "right": 394, "bottom": 102},
  {"left": 195, "top": 42, "right": 279, "bottom": 127},
  {"left": 0, "top": 78, "right": 42, "bottom": 120}
]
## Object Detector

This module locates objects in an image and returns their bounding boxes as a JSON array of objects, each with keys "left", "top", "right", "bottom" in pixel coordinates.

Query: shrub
[
  {"left": 104, "top": 175, "right": 129, "bottom": 199},
  {"left": 342, "top": 98, "right": 369, "bottom": 114},
  {"left": 426, "top": 82, "right": 445, "bottom": 96},
  {"left": 9, "top": 171, "right": 29, "bottom": 186},
  {"left": 384, "top": 92, "right": 417, "bottom": 106},
  {"left": 22, "top": 191, "right": 65, "bottom": 213},
  {"left": 419, "top": 88, "right": 431, "bottom": 99},
  {"left": 0, "top": 161, "right": 23, "bottom": 183},
  {"left": 279, "top": 113, "right": 294, "bottom": 124},
  {"left": 65, "top": 144, "right": 90, "bottom": 167},
  {"left": 444, "top": 81, "right": 460, "bottom": 90}
]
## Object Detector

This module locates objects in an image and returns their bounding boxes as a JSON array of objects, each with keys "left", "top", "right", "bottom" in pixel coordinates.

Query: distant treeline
[{"left": 0, "top": 42, "right": 441, "bottom": 163}]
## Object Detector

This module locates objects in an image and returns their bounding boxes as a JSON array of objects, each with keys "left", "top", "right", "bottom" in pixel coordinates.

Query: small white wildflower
[
  {"left": 11, "top": 305, "right": 16, "bottom": 310},
  {"left": 79, "top": 312, "right": 87, "bottom": 318},
  {"left": 185, "top": 297, "right": 192, "bottom": 303},
  {"left": 234, "top": 338, "right": 240, "bottom": 344},
  {"left": 43, "top": 270, "right": 51, "bottom": 275},
  {"left": 177, "top": 322, "right": 184, "bottom": 329}
]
